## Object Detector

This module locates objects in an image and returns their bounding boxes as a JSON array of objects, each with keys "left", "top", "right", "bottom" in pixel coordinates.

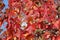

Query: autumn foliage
[{"left": 0, "top": 0, "right": 60, "bottom": 40}]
